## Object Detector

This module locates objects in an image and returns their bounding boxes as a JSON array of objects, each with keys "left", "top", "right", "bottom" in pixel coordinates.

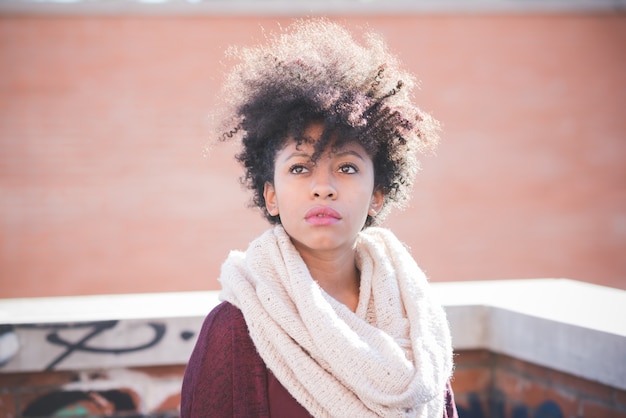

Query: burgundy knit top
[{"left": 181, "top": 301, "right": 458, "bottom": 417}]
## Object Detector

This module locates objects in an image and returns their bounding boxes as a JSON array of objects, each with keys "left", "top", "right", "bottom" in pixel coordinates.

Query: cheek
[
  {"left": 349, "top": 188, "right": 377, "bottom": 215},
  {"left": 271, "top": 180, "right": 286, "bottom": 203}
]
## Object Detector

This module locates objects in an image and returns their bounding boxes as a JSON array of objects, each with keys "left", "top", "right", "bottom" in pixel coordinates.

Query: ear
[
  {"left": 263, "top": 182, "right": 279, "bottom": 216},
  {"left": 368, "top": 189, "right": 384, "bottom": 217}
]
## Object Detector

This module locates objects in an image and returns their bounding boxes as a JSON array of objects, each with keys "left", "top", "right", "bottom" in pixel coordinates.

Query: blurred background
[{"left": 1, "top": 1, "right": 625, "bottom": 298}]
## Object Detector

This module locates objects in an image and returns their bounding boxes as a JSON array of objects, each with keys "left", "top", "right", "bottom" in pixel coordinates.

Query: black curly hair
[{"left": 213, "top": 18, "right": 440, "bottom": 227}]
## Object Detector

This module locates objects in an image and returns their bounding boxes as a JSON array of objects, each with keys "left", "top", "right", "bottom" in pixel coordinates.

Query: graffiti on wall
[
  {"left": 457, "top": 392, "right": 564, "bottom": 418},
  {"left": 22, "top": 389, "right": 136, "bottom": 417},
  {"left": 29, "top": 321, "right": 167, "bottom": 370},
  {"left": 0, "top": 324, "right": 19, "bottom": 367},
  {"left": 20, "top": 369, "right": 182, "bottom": 416},
  {"left": 0, "top": 318, "right": 200, "bottom": 372}
]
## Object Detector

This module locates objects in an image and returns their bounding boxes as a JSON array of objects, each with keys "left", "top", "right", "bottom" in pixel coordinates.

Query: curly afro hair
[{"left": 213, "top": 18, "right": 440, "bottom": 227}]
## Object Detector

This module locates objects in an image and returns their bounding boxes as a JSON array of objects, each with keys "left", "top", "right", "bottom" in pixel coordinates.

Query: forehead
[
  {"left": 278, "top": 138, "right": 369, "bottom": 161},
  {"left": 278, "top": 121, "right": 370, "bottom": 159}
]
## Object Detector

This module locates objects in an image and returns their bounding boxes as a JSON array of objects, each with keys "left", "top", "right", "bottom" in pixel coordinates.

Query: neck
[{"left": 296, "top": 245, "right": 361, "bottom": 312}]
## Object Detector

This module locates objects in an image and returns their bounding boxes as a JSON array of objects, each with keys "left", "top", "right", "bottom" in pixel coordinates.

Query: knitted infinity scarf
[{"left": 219, "top": 226, "right": 453, "bottom": 418}]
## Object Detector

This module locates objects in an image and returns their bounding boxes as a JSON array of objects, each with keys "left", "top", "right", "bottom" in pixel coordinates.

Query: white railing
[{"left": 1, "top": 279, "right": 624, "bottom": 391}]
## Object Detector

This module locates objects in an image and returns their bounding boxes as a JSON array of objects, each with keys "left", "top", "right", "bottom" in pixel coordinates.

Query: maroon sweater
[{"left": 181, "top": 301, "right": 458, "bottom": 417}]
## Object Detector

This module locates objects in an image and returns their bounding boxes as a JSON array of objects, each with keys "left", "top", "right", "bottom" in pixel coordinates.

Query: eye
[
  {"left": 338, "top": 163, "right": 358, "bottom": 174},
  {"left": 289, "top": 164, "right": 309, "bottom": 174}
]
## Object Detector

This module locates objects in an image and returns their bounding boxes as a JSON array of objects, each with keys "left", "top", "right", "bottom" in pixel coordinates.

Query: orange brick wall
[
  {"left": 1, "top": 351, "right": 625, "bottom": 417},
  {"left": 1, "top": 14, "right": 625, "bottom": 298},
  {"left": 0, "top": 365, "right": 185, "bottom": 418},
  {"left": 453, "top": 350, "right": 626, "bottom": 418}
]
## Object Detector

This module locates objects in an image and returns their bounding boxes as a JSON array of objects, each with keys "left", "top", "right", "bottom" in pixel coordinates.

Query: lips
[{"left": 304, "top": 206, "right": 341, "bottom": 225}]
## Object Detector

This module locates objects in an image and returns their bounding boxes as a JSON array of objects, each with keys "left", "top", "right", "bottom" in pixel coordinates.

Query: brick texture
[
  {"left": 0, "top": 368, "right": 181, "bottom": 417},
  {"left": 1, "top": 15, "right": 626, "bottom": 299},
  {"left": 581, "top": 399, "right": 626, "bottom": 418},
  {"left": 0, "top": 391, "right": 17, "bottom": 418},
  {"left": 451, "top": 367, "right": 492, "bottom": 395},
  {"left": 450, "top": 350, "right": 626, "bottom": 418}
]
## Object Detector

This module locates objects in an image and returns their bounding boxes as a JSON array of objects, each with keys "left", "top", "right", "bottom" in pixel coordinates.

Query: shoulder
[
  {"left": 190, "top": 301, "right": 247, "bottom": 357},
  {"left": 182, "top": 302, "right": 242, "bottom": 381},
  {"left": 183, "top": 300, "right": 265, "bottom": 379},
  {"left": 181, "top": 302, "right": 258, "bottom": 417},
  {"left": 181, "top": 301, "right": 270, "bottom": 417},
  {"left": 205, "top": 300, "right": 246, "bottom": 330},
  {"left": 207, "top": 300, "right": 245, "bottom": 324}
]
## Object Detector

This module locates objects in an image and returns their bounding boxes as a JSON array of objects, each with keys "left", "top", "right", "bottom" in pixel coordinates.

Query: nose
[{"left": 311, "top": 167, "right": 336, "bottom": 199}]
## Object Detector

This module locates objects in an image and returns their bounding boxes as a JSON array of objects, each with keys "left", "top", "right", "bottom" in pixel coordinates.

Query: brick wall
[
  {"left": 1, "top": 14, "right": 625, "bottom": 299},
  {"left": 0, "top": 366, "right": 185, "bottom": 418},
  {"left": 2, "top": 350, "right": 625, "bottom": 417},
  {"left": 453, "top": 350, "right": 626, "bottom": 418}
]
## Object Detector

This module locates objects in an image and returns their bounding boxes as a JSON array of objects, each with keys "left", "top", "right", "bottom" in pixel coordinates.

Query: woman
[{"left": 182, "top": 18, "right": 457, "bottom": 418}]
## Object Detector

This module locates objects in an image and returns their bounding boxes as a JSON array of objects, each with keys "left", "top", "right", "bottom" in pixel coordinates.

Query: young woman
[{"left": 181, "top": 18, "right": 457, "bottom": 418}]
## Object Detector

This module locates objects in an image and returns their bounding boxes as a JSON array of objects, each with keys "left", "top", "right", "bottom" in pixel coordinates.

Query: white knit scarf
[{"left": 219, "top": 225, "right": 453, "bottom": 418}]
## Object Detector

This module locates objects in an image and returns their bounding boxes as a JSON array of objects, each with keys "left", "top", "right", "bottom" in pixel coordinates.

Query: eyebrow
[
  {"left": 334, "top": 149, "right": 367, "bottom": 162},
  {"left": 281, "top": 151, "right": 312, "bottom": 163},
  {"left": 281, "top": 149, "right": 367, "bottom": 163}
]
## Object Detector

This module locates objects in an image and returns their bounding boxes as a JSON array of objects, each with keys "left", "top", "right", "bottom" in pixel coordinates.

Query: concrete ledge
[
  {"left": 1, "top": 279, "right": 624, "bottom": 392},
  {"left": 435, "top": 279, "right": 626, "bottom": 391}
]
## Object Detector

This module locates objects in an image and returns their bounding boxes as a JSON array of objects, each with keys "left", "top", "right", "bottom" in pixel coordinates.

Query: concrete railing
[
  {"left": 2, "top": 278, "right": 624, "bottom": 387},
  {"left": 438, "top": 279, "right": 626, "bottom": 391}
]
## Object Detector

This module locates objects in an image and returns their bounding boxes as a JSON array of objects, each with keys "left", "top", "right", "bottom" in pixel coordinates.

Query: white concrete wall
[{"left": 1, "top": 279, "right": 624, "bottom": 390}]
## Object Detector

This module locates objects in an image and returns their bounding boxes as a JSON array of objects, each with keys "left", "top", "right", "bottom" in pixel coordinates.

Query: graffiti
[
  {"left": 180, "top": 330, "right": 195, "bottom": 341},
  {"left": 21, "top": 368, "right": 182, "bottom": 417},
  {"left": 0, "top": 316, "right": 199, "bottom": 373},
  {"left": 22, "top": 389, "right": 136, "bottom": 417},
  {"left": 512, "top": 401, "right": 563, "bottom": 418},
  {"left": 457, "top": 392, "right": 564, "bottom": 418},
  {"left": 457, "top": 393, "right": 489, "bottom": 418},
  {"left": 0, "top": 324, "right": 19, "bottom": 366},
  {"left": 16, "top": 321, "right": 167, "bottom": 370}
]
